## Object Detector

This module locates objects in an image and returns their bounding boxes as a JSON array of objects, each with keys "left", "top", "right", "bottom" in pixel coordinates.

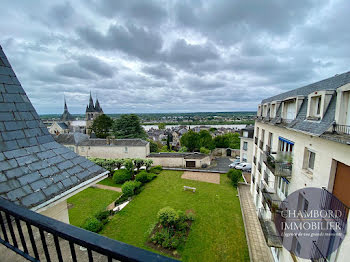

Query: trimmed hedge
[
  {"left": 113, "top": 169, "right": 132, "bottom": 184},
  {"left": 82, "top": 217, "right": 103, "bottom": 233},
  {"left": 135, "top": 171, "right": 157, "bottom": 183},
  {"left": 122, "top": 181, "right": 142, "bottom": 197},
  {"left": 149, "top": 165, "right": 163, "bottom": 174},
  {"left": 227, "top": 169, "right": 242, "bottom": 188}
]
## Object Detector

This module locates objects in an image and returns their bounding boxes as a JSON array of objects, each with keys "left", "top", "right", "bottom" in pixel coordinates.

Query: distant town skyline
[{"left": 1, "top": 0, "right": 350, "bottom": 114}]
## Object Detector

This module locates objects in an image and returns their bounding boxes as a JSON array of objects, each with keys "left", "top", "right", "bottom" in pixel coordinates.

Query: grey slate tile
[
  {"left": 21, "top": 191, "right": 45, "bottom": 207},
  {"left": 18, "top": 171, "right": 41, "bottom": 185},
  {"left": 42, "top": 184, "right": 61, "bottom": 197},
  {"left": 30, "top": 180, "right": 48, "bottom": 191}
]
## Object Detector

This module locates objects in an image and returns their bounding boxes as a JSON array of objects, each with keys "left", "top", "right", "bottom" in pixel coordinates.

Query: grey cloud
[
  {"left": 77, "top": 24, "right": 163, "bottom": 60},
  {"left": 54, "top": 62, "right": 96, "bottom": 80},
  {"left": 143, "top": 64, "right": 175, "bottom": 80},
  {"left": 77, "top": 55, "right": 115, "bottom": 78}
]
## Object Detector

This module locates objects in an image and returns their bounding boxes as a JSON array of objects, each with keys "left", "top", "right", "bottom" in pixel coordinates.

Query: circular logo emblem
[{"left": 274, "top": 187, "right": 347, "bottom": 259}]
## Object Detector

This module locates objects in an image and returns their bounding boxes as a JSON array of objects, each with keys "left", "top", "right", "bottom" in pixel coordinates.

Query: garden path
[{"left": 91, "top": 184, "right": 122, "bottom": 192}]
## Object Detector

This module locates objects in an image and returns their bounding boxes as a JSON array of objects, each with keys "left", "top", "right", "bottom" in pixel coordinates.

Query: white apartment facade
[
  {"left": 240, "top": 126, "right": 254, "bottom": 163},
  {"left": 251, "top": 72, "right": 350, "bottom": 262}
]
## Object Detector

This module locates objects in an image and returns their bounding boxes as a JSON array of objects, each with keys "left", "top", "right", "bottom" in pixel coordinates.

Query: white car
[
  {"left": 235, "top": 163, "right": 252, "bottom": 171},
  {"left": 229, "top": 159, "right": 241, "bottom": 168}
]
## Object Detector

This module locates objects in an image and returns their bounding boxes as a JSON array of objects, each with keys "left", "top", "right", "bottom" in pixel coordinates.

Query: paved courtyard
[
  {"left": 181, "top": 171, "right": 220, "bottom": 184},
  {"left": 207, "top": 157, "right": 232, "bottom": 172},
  {"left": 238, "top": 183, "right": 274, "bottom": 262}
]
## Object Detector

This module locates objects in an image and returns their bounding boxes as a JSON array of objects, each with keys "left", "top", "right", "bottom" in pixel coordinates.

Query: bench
[{"left": 184, "top": 186, "right": 196, "bottom": 193}]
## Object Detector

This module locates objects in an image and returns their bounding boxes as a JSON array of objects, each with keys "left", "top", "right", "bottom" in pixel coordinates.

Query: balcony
[
  {"left": 257, "top": 209, "right": 283, "bottom": 248},
  {"left": 265, "top": 144, "right": 271, "bottom": 155},
  {"left": 263, "top": 152, "right": 293, "bottom": 178},
  {"left": 253, "top": 156, "right": 257, "bottom": 165},
  {"left": 262, "top": 189, "right": 283, "bottom": 213},
  {"left": 311, "top": 241, "right": 327, "bottom": 262},
  {"left": 254, "top": 137, "right": 258, "bottom": 145},
  {"left": 263, "top": 171, "right": 269, "bottom": 185},
  {"left": 332, "top": 123, "right": 350, "bottom": 135},
  {"left": 0, "top": 198, "right": 175, "bottom": 262},
  {"left": 259, "top": 140, "right": 263, "bottom": 150},
  {"left": 258, "top": 162, "right": 262, "bottom": 173},
  {"left": 320, "top": 188, "right": 349, "bottom": 231}
]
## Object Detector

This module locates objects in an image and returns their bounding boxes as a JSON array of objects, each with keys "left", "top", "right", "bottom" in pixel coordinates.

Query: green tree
[
  {"left": 200, "top": 147, "right": 210, "bottom": 154},
  {"left": 113, "top": 114, "right": 147, "bottom": 139},
  {"left": 214, "top": 133, "right": 240, "bottom": 149},
  {"left": 158, "top": 123, "right": 166, "bottom": 129},
  {"left": 148, "top": 139, "right": 159, "bottom": 153},
  {"left": 180, "top": 130, "right": 200, "bottom": 152},
  {"left": 91, "top": 114, "right": 113, "bottom": 138},
  {"left": 198, "top": 130, "right": 215, "bottom": 150}
]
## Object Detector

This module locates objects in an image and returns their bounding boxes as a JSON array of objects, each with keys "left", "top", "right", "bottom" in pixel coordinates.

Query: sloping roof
[
  {"left": 79, "top": 138, "right": 149, "bottom": 147},
  {"left": 258, "top": 71, "right": 350, "bottom": 136},
  {"left": 148, "top": 152, "right": 208, "bottom": 159},
  {"left": 262, "top": 71, "right": 350, "bottom": 104},
  {"left": 54, "top": 133, "right": 89, "bottom": 145},
  {"left": 0, "top": 46, "right": 106, "bottom": 209},
  {"left": 57, "top": 122, "right": 69, "bottom": 130}
]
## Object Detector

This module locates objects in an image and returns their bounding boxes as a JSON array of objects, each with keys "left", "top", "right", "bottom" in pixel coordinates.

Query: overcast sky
[{"left": 1, "top": 0, "right": 349, "bottom": 114}]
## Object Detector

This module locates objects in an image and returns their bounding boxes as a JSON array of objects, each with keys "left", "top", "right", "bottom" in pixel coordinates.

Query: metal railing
[
  {"left": 320, "top": 188, "right": 349, "bottom": 231},
  {"left": 263, "top": 171, "right": 269, "bottom": 185},
  {"left": 257, "top": 208, "right": 283, "bottom": 248},
  {"left": 262, "top": 152, "right": 293, "bottom": 178},
  {"left": 0, "top": 197, "right": 175, "bottom": 262},
  {"left": 311, "top": 241, "right": 328, "bottom": 262},
  {"left": 332, "top": 123, "right": 350, "bottom": 135},
  {"left": 254, "top": 137, "right": 258, "bottom": 145},
  {"left": 259, "top": 140, "right": 263, "bottom": 150},
  {"left": 265, "top": 144, "right": 271, "bottom": 155},
  {"left": 258, "top": 162, "right": 262, "bottom": 173},
  {"left": 253, "top": 156, "right": 257, "bottom": 165}
]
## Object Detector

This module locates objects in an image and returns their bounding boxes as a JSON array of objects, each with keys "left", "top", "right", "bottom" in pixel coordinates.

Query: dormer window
[
  {"left": 270, "top": 103, "right": 276, "bottom": 118},
  {"left": 282, "top": 98, "right": 296, "bottom": 121},
  {"left": 257, "top": 105, "right": 262, "bottom": 116},
  {"left": 262, "top": 103, "right": 269, "bottom": 117},
  {"left": 307, "top": 90, "right": 333, "bottom": 120}
]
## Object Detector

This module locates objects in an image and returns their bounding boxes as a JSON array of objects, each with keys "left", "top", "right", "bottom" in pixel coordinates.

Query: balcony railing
[
  {"left": 262, "top": 190, "right": 283, "bottom": 213},
  {"left": 263, "top": 152, "right": 293, "bottom": 178},
  {"left": 0, "top": 197, "right": 175, "bottom": 262},
  {"left": 253, "top": 156, "right": 257, "bottom": 165},
  {"left": 254, "top": 137, "right": 258, "bottom": 145},
  {"left": 332, "top": 123, "right": 350, "bottom": 135},
  {"left": 257, "top": 209, "right": 283, "bottom": 248},
  {"left": 263, "top": 171, "right": 269, "bottom": 185},
  {"left": 311, "top": 241, "right": 327, "bottom": 262},
  {"left": 258, "top": 162, "right": 262, "bottom": 173},
  {"left": 259, "top": 140, "right": 263, "bottom": 150},
  {"left": 265, "top": 144, "right": 271, "bottom": 155},
  {"left": 320, "top": 188, "right": 349, "bottom": 231}
]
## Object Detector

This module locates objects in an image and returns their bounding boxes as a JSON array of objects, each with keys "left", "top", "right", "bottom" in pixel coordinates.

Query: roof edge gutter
[{"left": 32, "top": 171, "right": 109, "bottom": 213}]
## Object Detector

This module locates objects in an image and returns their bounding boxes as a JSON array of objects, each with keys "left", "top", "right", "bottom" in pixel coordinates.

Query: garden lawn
[
  {"left": 68, "top": 187, "right": 121, "bottom": 227},
  {"left": 100, "top": 170, "right": 249, "bottom": 262},
  {"left": 97, "top": 177, "right": 123, "bottom": 188}
]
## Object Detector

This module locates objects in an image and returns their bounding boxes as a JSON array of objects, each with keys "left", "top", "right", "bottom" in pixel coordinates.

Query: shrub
[
  {"left": 149, "top": 165, "right": 162, "bottom": 174},
  {"left": 136, "top": 171, "right": 157, "bottom": 183},
  {"left": 200, "top": 147, "right": 210, "bottom": 154},
  {"left": 123, "top": 159, "right": 134, "bottom": 174},
  {"left": 135, "top": 171, "right": 150, "bottom": 183},
  {"left": 227, "top": 169, "right": 242, "bottom": 187},
  {"left": 115, "top": 194, "right": 130, "bottom": 206},
  {"left": 157, "top": 207, "right": 179, "bottom": 227},
  {"left": 113, "top": 169, "right": 132, "bottom": 184},
  {"left": 82, "top": 217, "right": 103, "bottom": 233},
  {"left": 144, "top": 159, "right": 153, "bottom": 170},
  {"left": 95, "top": 210, "right": 111, "bottom": 225},
  {"left": 122, "top": 181, "right": 142, "bottom": 197}
]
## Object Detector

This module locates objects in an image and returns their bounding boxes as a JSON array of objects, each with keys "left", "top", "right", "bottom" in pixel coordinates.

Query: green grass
[
  {"left": 100, "top": 171, "right": 249, "bottom": 262},
  {"left": 97, "top": 177, "right": 123, "bottom": 188},
  {"left": 67, "top": 187, "right": 121, "bottom": 227}
]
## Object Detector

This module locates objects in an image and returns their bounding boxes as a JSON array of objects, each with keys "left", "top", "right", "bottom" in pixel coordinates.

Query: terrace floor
[{"left": 238, "top": 183, "right": 274, "bottom": 262}]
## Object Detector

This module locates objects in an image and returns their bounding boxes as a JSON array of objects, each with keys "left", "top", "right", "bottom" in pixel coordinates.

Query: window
[
  {"left": 283, "top": 99, "right": 296, "bottom": 120},
  {"left": 303, "top": 148, "right": 315, "bottom": 172},
  {"left": 270, "top": 103, "right": 276, "bottom": 118},
  {"left": 243, "top": 131, "right": 248, "bottom": 138},
  {"left": 124, "top": 146, "right": 128, "bottom": 153},
  {"left": 277, "top": 177, "right": 289, "bottom": 198},
  {"left": 242, "top": 153, "right": 247, "bottom": 162},
  {"left": 243, "top": 142, "right": 248, "bottom": 150},
  {"left": 309, "top": 95, "right": 322, "bottom": 117}
]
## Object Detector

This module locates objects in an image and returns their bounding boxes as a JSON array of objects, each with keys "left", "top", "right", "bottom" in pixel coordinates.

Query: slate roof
[
  {"left": 0, "top": 46, "right": 106, "bottom": 209},
  {"left": 258, "top": 71, "right": 350, "bottom": 137},
  {"left": 148, "top": 152, "right": 208, "bottom": 159},
  {"left": 54, "top": 133, "right": 89, "bottom": 145},
  {"left": 57, "top": 122, "right": 69, "bottom": 130}
]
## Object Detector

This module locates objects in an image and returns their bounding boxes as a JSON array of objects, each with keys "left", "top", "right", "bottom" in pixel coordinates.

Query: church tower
[
  {"left": 85, "top": 92, "right": 104, "bottom": 134},
  {"left": 60, "top": 97, "right": 75, "bottom": 122}
]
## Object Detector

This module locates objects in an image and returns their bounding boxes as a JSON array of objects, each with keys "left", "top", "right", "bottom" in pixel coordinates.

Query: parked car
[
  {"left": 229, "top": 159, "right": 241, "bottom": 168},
  {"left": 235, "top": 163, "right": 252, "bottom": 172}
]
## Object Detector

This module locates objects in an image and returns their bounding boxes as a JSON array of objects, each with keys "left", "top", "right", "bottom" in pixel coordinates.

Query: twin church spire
[{"left": 86, "top": 91, "right": 103, "bottom": 113}]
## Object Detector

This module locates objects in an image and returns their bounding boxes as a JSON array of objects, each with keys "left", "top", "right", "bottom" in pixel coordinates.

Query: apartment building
[
  {"left": 251, "top": 72, "right": 350, "bottom": 262},
  {"left": 240, "top": 125, "right": 254, "bottom": 163}
]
